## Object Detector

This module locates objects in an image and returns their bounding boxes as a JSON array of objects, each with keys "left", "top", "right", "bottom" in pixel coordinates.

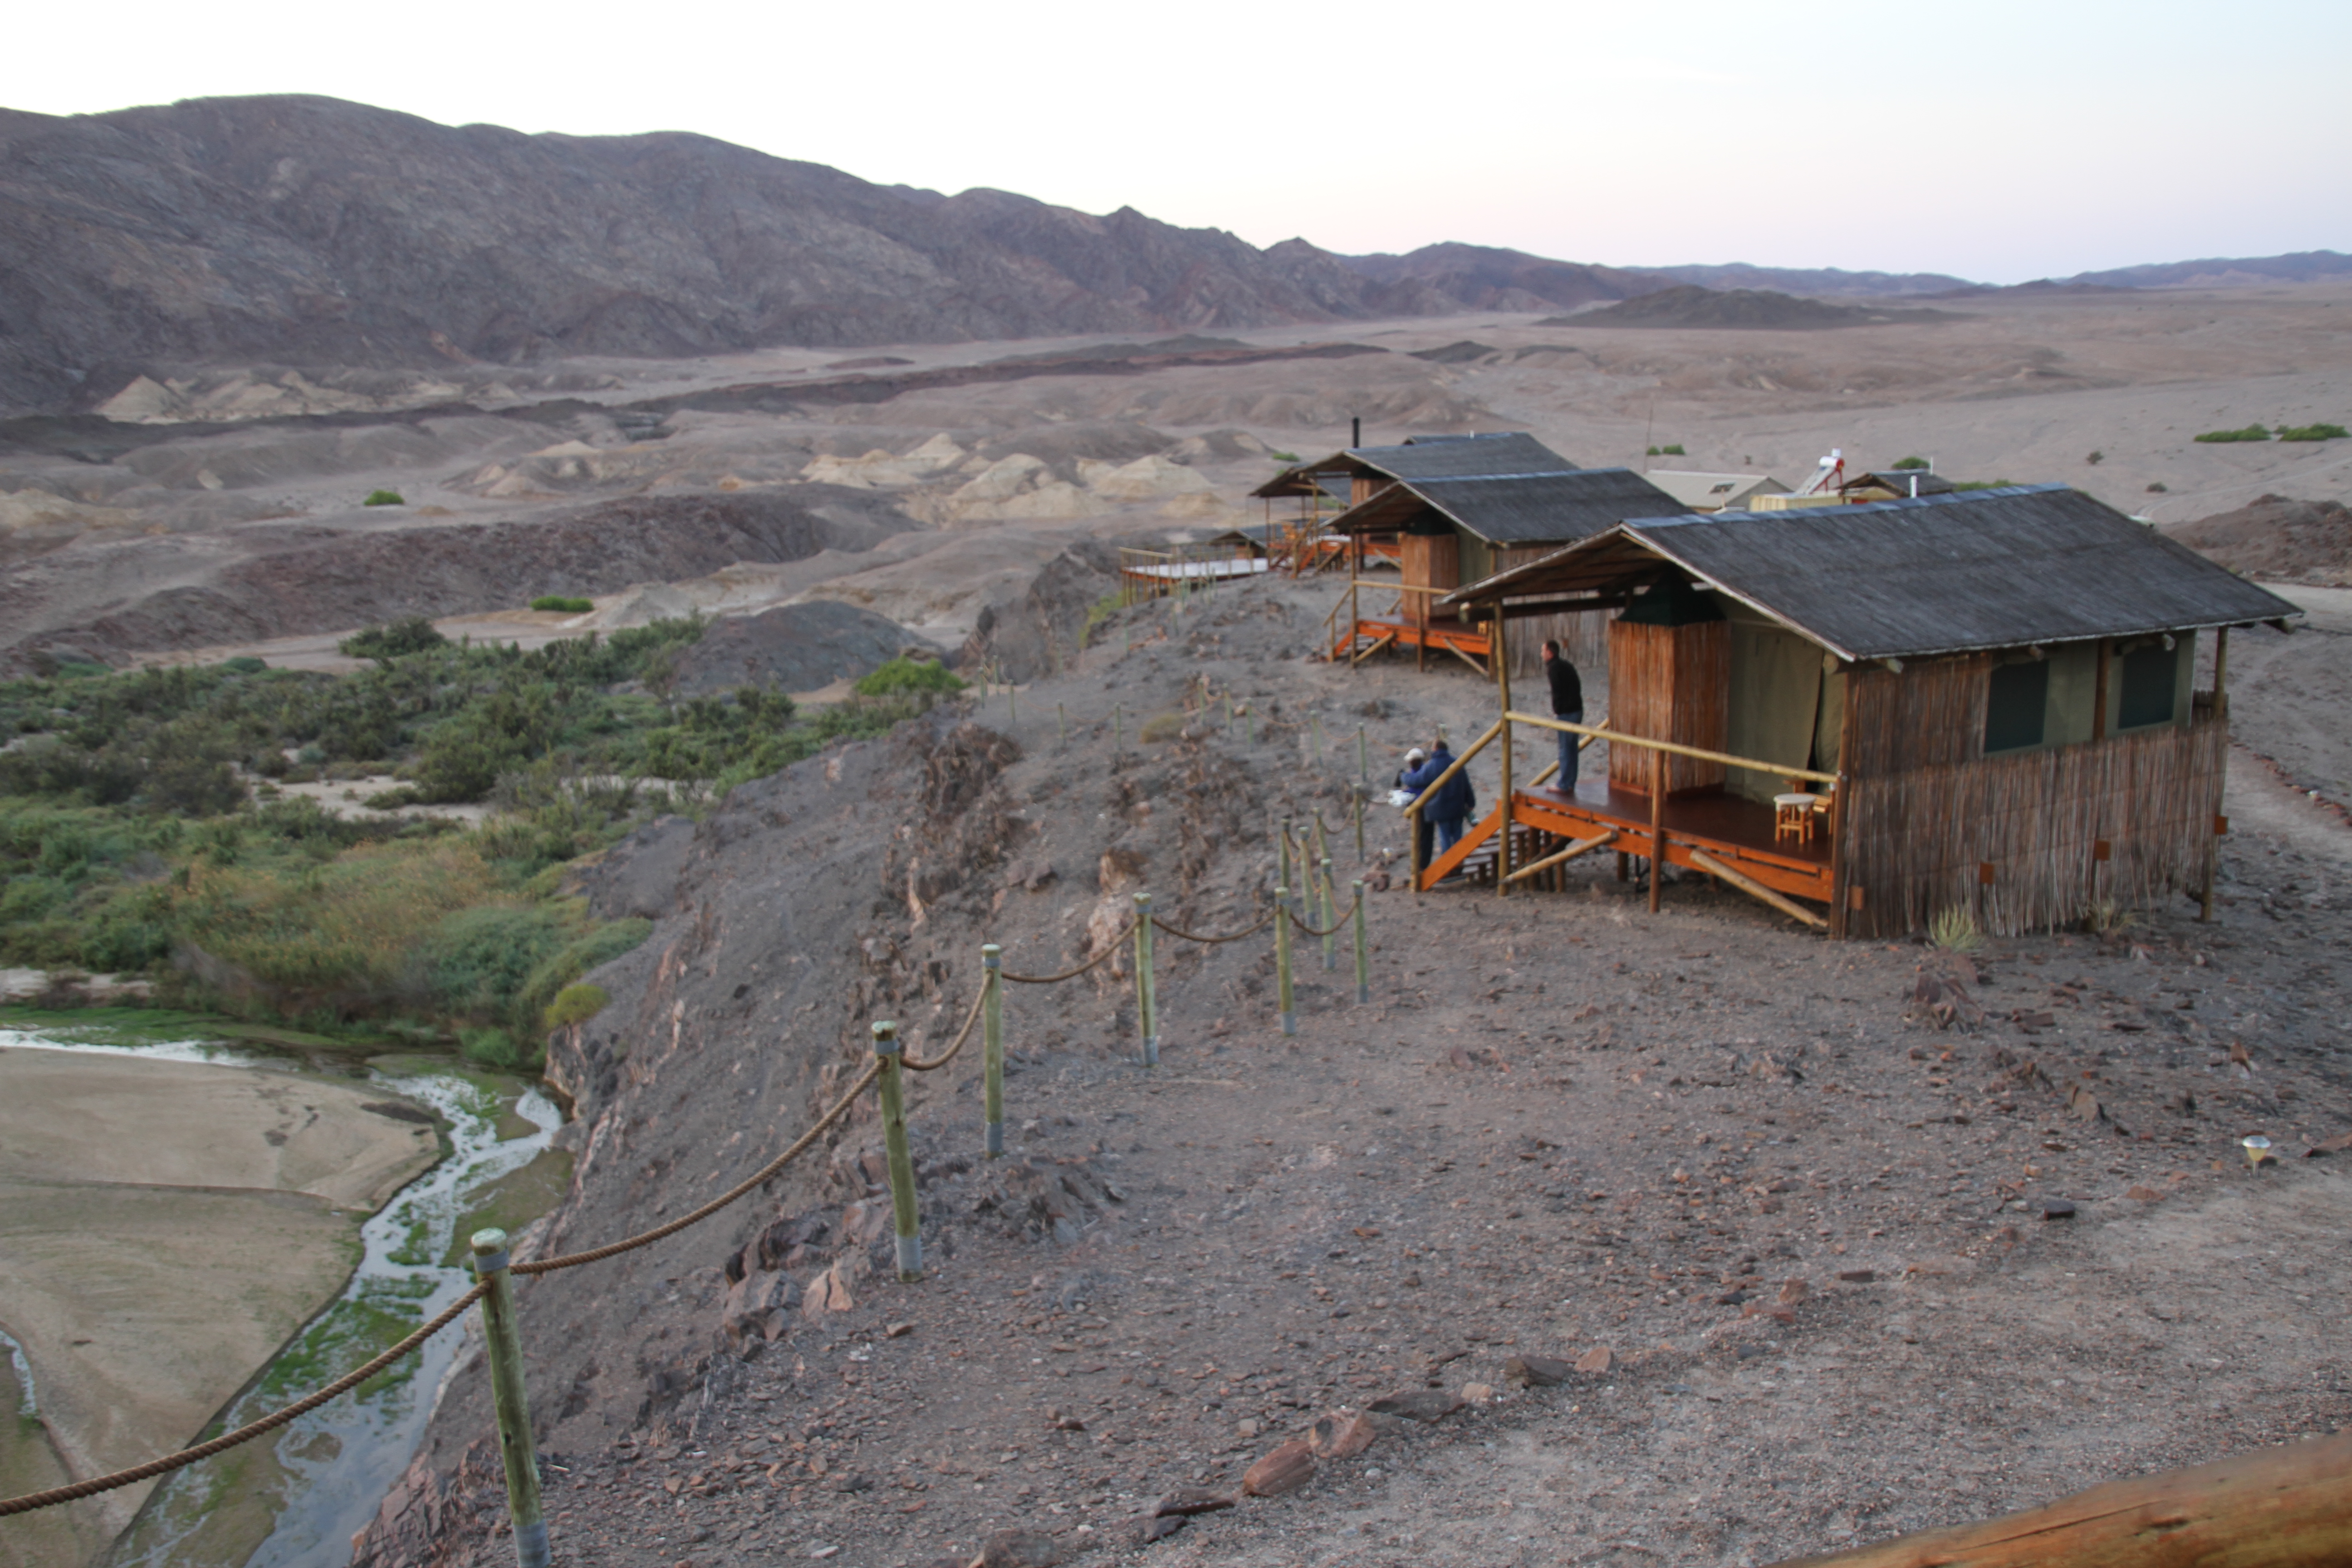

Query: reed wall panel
[
  {"left": 1497, "top": 543, "right": 1611, "bottom": 679},
  {"left": 1607, "top": 618, "right": 1730, "bottom": 795},
  {"left": 1844, "top": 653, "right": 1990, "bottom": 774},
  {"left": 1842, "top": 710, "right": 2225, "bottom": 938}
]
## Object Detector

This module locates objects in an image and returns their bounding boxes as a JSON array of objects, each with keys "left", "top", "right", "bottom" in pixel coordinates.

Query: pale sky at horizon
[{"left": 10, "top": 0, "right": 2346, "bottom": 285}]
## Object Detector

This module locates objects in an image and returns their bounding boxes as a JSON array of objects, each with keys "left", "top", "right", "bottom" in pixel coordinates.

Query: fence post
[
  {"left": 1133, "top": 892, "right": 1158, "bottom": 1066},
  {"left": 1275, "top": 884, "right": 1297, "bottom": 1036},
  {"left": 1279, "top": 818, "right": 1292, "bottom": 892},
  {"left": 1358, "top": 724, "right": 1368, "bottom": 782},
  {"left": 1354, "top": 792, "right": 1366, "bottom": 863},
  {"left": 1320, "top": 856, "right": 1338, "bottom": 970},
  {"left": 981, "top": 944, "right": 1004, "bottom": 1158},
  {"left": 1352, "top": 879, "right": 1370, "bottom": 1003},
  {"left": 469, "top": 1228, "right": 549, "bottom": 1568},
  {"left": 1244, "top": 706, "right": 1254, "bottom": 746},
  {"left": 871, "top": 1022, "right": 922, "bottom": 1281}
]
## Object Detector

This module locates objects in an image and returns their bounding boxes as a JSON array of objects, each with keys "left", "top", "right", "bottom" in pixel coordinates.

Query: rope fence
[{"left": 0, "top": 872, "right": 1374, "bottom": 1553}]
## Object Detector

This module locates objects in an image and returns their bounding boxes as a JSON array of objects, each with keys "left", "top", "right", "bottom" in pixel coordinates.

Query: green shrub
[
  {"left": 458, "top": 1026, "right": 526, "bottom": 1069},
  {"left": 1951, "top": 479, "right": 2018, "bottom": 491},
  {"left": 2086, "top": 451, "right": 2103, "bottom": 465},
  {"left": 426, "top": 903, "right": 574, "bottom": 1021},
  {"left": 543, "top": 982, "right": 609, "bottom": 1031},
  {"left": 2146, "top": 481, "right": 2168, "bottom": 493},
  {"left": 1269, "top": 451, "right": 1301, "bottom": 463},
  {"left": 339, "top": 617, "right": 449, "bottom": 662},
  {"left": 529, "top": 596, "right": 594, "bottom": 614},
  {"left": 853, "top": 656, "right": 966, "bottom": 698},
  {"left": 363, "top": 490, "right": 405, "bottom": 506},
  {"left": 222, "top": 656, "right": 268, "bottom": 675},
  {"left": 2192, "top": 425, "right": 2272, "bottom": 444},
  {"left": 2278, "top": 422, "right": 2348, "bottom": 442},
  {"left": 1890, "top": 456, "right": 1931, "bottom": 470},
  {"left": 1662, "top": 443, "right": 1685, "bottom": 456},
  {"left": 515, "top": 918, "right": 650, "bottom": 1028}
]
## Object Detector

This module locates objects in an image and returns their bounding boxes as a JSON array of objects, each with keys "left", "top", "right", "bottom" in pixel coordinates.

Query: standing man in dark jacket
[
  {"left": 1543, "top": 639, "right": 1584, "bottom": 794},
  {"left": 1404, "top": 737, "right": 1476, "bottom": 868}
]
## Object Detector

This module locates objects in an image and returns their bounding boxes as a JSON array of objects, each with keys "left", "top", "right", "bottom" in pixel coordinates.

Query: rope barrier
[
  {"left": 1286, "top": 891, "right": 1365, "bottom": 940},
  {"left": 1002, "top": 922, "right": 1137, "bottom": 984},
  {"left": 902, "top": 986, "right": 988, "bottom": 1073},
  {"left": 515, "top": 1059, "right": 879, "bottom": 1277},
  {"left": 1151, "top": 908, "right": 1274, "bottom": 945},
  {"left": 2, "top": 870, "right": 1358, "bottom": 1521},
  {"left": 0, "top": 1280, "right": 489, "bottom": 1518}
]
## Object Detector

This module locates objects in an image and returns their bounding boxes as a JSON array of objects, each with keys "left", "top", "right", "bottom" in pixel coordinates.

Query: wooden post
[
  {"left": 1354, "top": 793, "right": 1365, "bottom": 863},
  {"left": 1274, "top": 884, "right": 1297, "bottom": 1035},
  {"left": 1828, "top": 672, "right": 1858, "bottom": 940},
  {"left": 2091, "top": 639, "right": 2110, "bottom": 741},
  {"left": 1648, "top": 745, "right": 1665, "bottom": 914},
  {"left": 1408, "top": 799, "right": 1424, "bottom": 894},
  {"left": 1133, "top": 892, "right": 1157, "bottom": 1066},
  {"left": 1357, "top": 724, "right": 1367, "bottom": 781},
  {"left": 870, "top": 1022, "right": 922, "bottom": 1280},
  {"left": 1495, "top": 609, "right": 1513, "bottom": 898},
  {"left": 1279, "top": 817, "right": 1292, "bottom": 892},
  {"left": 1759, "top": 1430, "right": 2352, "bottom": 1568},
  {"left": 2214, "top": 624, "right": 2230, "bottom": 713},
  {"left": 1351, "top": 879, "right": 1370, "bottom": 1003},
  {"left": 981, "top": 944, "right": 1004, "bottom": 1158},
  {"left": 469, "top": 1228, "right": 549, "bottom": 1568},
  {"left": 1320, "top": 857, "right": 1338, "bottom": 970},
  {"left": 2204, "top": 629, "right": 2230, "bottom": 923}
]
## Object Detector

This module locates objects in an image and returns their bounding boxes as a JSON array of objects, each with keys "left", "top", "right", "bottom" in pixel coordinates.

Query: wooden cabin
[
  {"left": 1841, "top": 469, "right": 1956, "bottom": 502},
  {"left": 1254, "top": 431, "right": 1580, "bottom": 512},
  {"left": 1323, "top": 467, "right": 1684, "bottom": 675},
  {"left": 1423, "top": 485, "right": 2301, "bottom": 937},
  {"left": 1642, "top": 470, "right": 1792, "bottom": 512}
]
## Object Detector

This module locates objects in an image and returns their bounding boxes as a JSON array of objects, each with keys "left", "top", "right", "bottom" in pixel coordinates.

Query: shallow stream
[{"left": 0, "top": 1020, "right": 565, "bottom": 1568}]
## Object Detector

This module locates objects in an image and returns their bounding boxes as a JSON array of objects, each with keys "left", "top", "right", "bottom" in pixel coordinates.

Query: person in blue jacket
[{"left": 1404, "top": 737, "right": 1476, "bottom": 871}]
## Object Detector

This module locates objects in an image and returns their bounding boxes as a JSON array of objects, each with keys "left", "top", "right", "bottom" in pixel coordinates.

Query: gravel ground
[{"left": 357, "top": 572, "right": 2352, "bottom": 1568}]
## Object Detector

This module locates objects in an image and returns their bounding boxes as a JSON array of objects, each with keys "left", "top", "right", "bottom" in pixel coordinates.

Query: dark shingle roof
[
  {"left": 1330, "top": 467, "right": 1686, "bottom": 545},
  {"left": 1249, "top": 432, "right": 1577, "bottom": 497},
  {"left": 1443, "top": 485, "right": 2303, "bottom": 659}
]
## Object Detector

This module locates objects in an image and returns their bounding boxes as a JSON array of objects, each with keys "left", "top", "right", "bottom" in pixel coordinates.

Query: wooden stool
[{"left": 1774, "top": 793, "right": 1820, "bottom": 843}]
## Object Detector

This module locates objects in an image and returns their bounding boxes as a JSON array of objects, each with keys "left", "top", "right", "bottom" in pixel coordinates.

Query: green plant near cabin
[
  {"left": 1890, "top": 456, "right": 1931, "bottom": 470},
  {"left": 363, "top": 489, "right": 405, "bottom": 506},
  {"left": 2277, "top": 422, "right": 2348, "bottom": 442},
  {"left": 2191, "top": 425, "right": 2272, "bottom": 444},
  {"left": 529, "top": 595, "right": 594, "bottom": 613},
  {"left": 853, "top": 656, "right": 965, "bottom": 698},
  {"left": 1269, "top": 451, "right": 1301, "bottom": 463},
  {"left": 2082, "top": 899, "right": 2138, "bottom": 936},
  {"left": 1928, "top": 906, "right": 1984, "bottom": 952}
]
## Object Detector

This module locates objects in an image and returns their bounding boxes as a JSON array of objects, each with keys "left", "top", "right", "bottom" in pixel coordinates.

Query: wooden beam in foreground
[
  {"left": 1687, "top": 849, "right": 1827, "bottom": 930},
  {"left": 1505, "top": 829, "right": 1617, "bottom": 884},
  {"left": 1761, "top": 1431, "right": 2352, "bottom": 1568}
]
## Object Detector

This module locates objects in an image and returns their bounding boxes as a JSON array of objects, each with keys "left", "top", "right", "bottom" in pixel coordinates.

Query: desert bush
[
  {"left": 339, "top": 617, "right": 449, "bottom": 661},
  {"left": 1929, "top": 906, "right": 1983, "bottom": 952},
  {"left": 223, "top": 656, "right": 268, "bottom": 675},
  {"left": 853, "top": 656, "right": 965, "bottom": 698},
  {"left": 1890, "top": 456, "right": 1931, "bottom": 470},
  {"left": 1269, "top": 451, "right": 1301, "bottom": 463},
  {"left": 542, "top": 982, "right": 610, "bottom": 1031},
  {"left": 363, "top": 490, "right": 406, "bottom": 506},
  {"left": 2086, "top": 451, "right": 2103, "bottom": 465},
  {"left": 2192, "top": 425, "right": 2272, "bottom": 444},
  {"left": 2146, "top": 481, "right": 2168, "bottom": 493},
  {"left": 458, "top": 1026, "right": 525, "bottom": 1069},
  {"left": 529, "top": 595, "right": 594, "bottom": 613},
  {"left": 2278, "top": 422, "right": 2348, "bottom": 442},
  {"left": 1951, "top": 479, "right": 2018, "bottom": 491},
  {"left": 1139, "top": 711, "right": 1187, "bottom": 744}
]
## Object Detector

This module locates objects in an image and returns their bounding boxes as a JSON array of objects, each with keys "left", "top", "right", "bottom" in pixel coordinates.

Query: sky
[{"left": 9, "top": 0, "right": 2347, "bottom": 284}]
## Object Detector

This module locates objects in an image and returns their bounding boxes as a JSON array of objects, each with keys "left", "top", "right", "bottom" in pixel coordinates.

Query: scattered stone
[
  {"left": 977, "top": 1528, "right": 1063, "bottom": 1568},
  {"left": 1714, "top": 1289, "right": 1751, "bottom": 1306},
  {"left": 722, "top": 1269, "right": 799, "bottom": 1351},
  {"left": 1137, "top": 1515, "right": 1187, "bottom": 1544},
  {"left": 1504, "top": 1354, "right": 1573, "bottom": 1387},
  {"left": 2306, "top": 1131, "right": 2352, "bottom": 1158},
  {"left": 1152, "top": 1488, "right": 1236, "bottom": 1518},
  {"left": 1461, "top": 1382, "right": 1495, "bottom": 1403},
  {"left": 1837, "top": 1269, "right": 1875, "bottom": 1284},
  {"left": 1776, "top": 1279, "right": 1810, "bottom": 1307},
  {"left": 1574, "top": 1347, "right": 1613, "bottom": 1374},
  {"left": 2043, "top": 1198, "right": 2078, "bottom": 1220},
  {"left": 887, "top": 1321, "right": 915, "bottom": 1338},
  {"left": 1308, "top": 1410, "right": 1377, "bottom": 1458},
  {"left": 1368, "top": 1390, "right": 1466, "bottom": 1422},
  {"left": 1241, "top": 1440, "right": 1316, "bottom": 1497},
  {"left": 2126, "top": 1186, "right": 2164, "bottom": 1202},
  {"left": 1235, "top": 1418, "right": 1259, "bottom": 1438}
]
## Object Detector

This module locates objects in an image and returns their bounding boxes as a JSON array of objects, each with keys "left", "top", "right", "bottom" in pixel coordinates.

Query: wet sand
[{"left": 0, "top": 1048, "right": 437, "bottom": 1548}]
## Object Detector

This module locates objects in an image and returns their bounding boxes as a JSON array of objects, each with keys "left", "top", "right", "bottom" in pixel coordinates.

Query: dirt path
[{"left": 351, "top": 575, "right": 2350, "bottom": 1568}]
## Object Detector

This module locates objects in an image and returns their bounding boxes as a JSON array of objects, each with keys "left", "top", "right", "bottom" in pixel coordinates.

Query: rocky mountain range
[{"left": 3, "top": 93, "right": 2342, "bottom": 418}]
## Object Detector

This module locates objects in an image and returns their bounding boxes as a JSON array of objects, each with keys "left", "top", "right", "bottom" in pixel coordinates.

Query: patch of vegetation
[
  {"left": 2278, "top": 422, "right": 2348, "bottom": 442},
  {"left": 544, "top": 981, "right": 609, "bottom": 1030},
  {"left": 1269, "top": 451, "right": 1301, "bottom": 463},
  {"left": 1080, "top": 593, "right": 1122, "bottom": 649},
  {"left": 1950, "top": 479, "right": 2019, "bottom": 491},
  {"left": 2086, "top": 451, "right": 2103, "bottom": 465},
  {"left": 2192, "top": 425, "right": 2273, "bottom": 444},
  {"left": 529, "top": 595, "right": 594, "bottom": 613},
  {"left": 2146, "top": 481, "right": 2168, "bottom": 493},
  {"left": 1929, "top": 906, "right": 1983, "bottom": 952},
  {"left": 1890, "top": 456, "right": 1932, "bottom": 470},
  {"left": 1645, "top": 443, "right": 1686, "bottom": 456},
  {"left": 0, "top": 626, "right": 964, "bottom": 1061},
  {"left": 363, "top": 490, "right": 405, "bottom": 506},
  {"left": 854, "top": 656, "right": 965, "bottom": 698}
]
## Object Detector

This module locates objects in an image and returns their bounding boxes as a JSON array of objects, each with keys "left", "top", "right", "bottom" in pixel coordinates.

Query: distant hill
[
  {"left": 2059, "top": 250, "right": 2352, "bottom": 290},
  {"left": 1649, "top": 262, "right": 1977, "bottom": 297},
  {"left": 1559, "top": 287, "right": 1960, "bottom": 330},
  {"left": 1333, "top": 242, "right": 1679, "bottom": 313}
]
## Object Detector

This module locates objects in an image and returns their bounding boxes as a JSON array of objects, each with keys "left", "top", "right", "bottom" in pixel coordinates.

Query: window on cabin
[
  {"left": 1984, "top": 660, "right": 2048, "bottom": 754},
  {"left": 2117, "top": 641, "right": 2180, "bottom": 729}
]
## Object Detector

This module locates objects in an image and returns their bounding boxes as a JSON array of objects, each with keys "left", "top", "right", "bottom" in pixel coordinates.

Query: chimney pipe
[{"left": 1352, "top": 416, "right": 1361, "bottom": 449}]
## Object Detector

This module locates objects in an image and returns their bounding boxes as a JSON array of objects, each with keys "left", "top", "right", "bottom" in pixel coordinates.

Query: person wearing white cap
[{"left": 1394, "top": 746, "right": 1432, "bottom": 872}]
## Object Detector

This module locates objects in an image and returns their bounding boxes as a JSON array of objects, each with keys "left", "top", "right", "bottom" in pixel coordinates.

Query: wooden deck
[
  {"left": 1121, "top": 558, "right": 1270, "bottom": 583},
  {"left": 1419, "top": 780, "right": 1835, "bottom": 906},
  {"left": 1329, "top": 613, "right": 1491, "bottom": 671}
]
